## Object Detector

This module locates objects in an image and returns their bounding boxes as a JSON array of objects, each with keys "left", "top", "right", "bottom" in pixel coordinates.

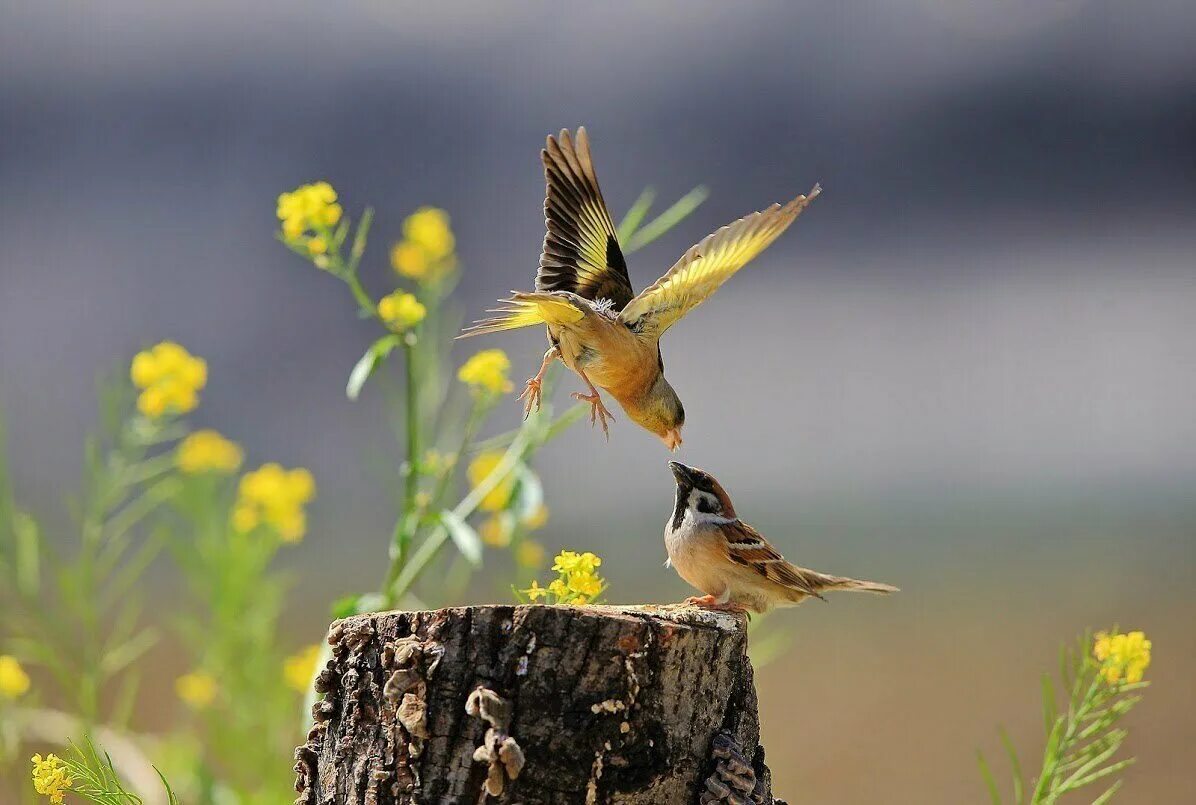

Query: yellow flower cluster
[
  {"left": 277, "top": 181, "right": 343, "bottom": 257},
  {"left": 467, "top": 451, "right": 515, "bottom": 512},
  {"left": 458, "top": 349, "right": 514, "bottom": 396},
  {"left": 176, "top": 429, "right": 243, "bottom": 475},
  {"left": 390, "top": 207, "right": 456, "bottom": 284},
  {"left": 1093, "top": 630, "right": 1151, "bottom": 685},
  {"left": 522, "top": 550, "right": 605, "bottom": 605},
  {"left": 175, "top": 670, "right": 218, "bottom": 709},
  {"left": 0, "top": 655, "right": 30, "bottom": 699},
  {"left": 232, "top": 463, "right": 316, "bottom": 542},
  {"left": 378, "top": 290, "right": 427, "bottom": 331},
  {"left": 30, "top": 754, "right": 72, "bottom": 804},
  {"left": 284, "top": 644, "right": 322, "bottom": 693},
  {"left": 130, "top": 341, "right": 207, "bottom": 418}
]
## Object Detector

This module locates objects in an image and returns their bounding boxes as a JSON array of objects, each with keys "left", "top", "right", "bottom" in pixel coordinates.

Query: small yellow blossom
[
  {"left": 522, "top": 580, "right": 548, "bottom": 601},
  {"left": 404, "top": 207, "right": 455, "bottom": 259},
  {"left": 390, "top": 241, "right": 430, "bottom": 279},
  {"left": 176, "top": 430, "right": 243, "bottom": 475},
  {"left": 130, "top": 341, "right": 207, "bottom": 419},
  {"left": 522, "top": 503, "right": 549, "bottom": 530},
  {"left": 457, "top": 349, "right": 514, "bottom": 396},
  {"left": 277, "top": 181, "right": 342, "bottom": 249},
  {"left": 175, "top": 671, "right": 217, "bottom": 710},
  {"left": 467, "top": 451, "right": 515, "bottom": 512},
  {"left": 517, "top": 540, "right": 546, "bottom": 568},
  {"left": 1094, "top": 630, "right": 1152, "bottom": 685},
  {"left": 547, "top": 578, "right": 568, "bottom": 598},
  {"left": 566, "top": 570, "right": 603, "bottom": 597},
  {"left": 284, "top": 644, "right": 322, "bottom": 693},
  {"left": 377, "top": 291, "right": 427, "bottom": 331},
  {"left": 233, "top": 463, "right": 317, "bottom": 542},
  {"left": 390, "top": 207, "right": 457, "bottom": 283},
  {"left": 0, "top": 655, "right": 31, "bottom": 699},
  {"left": 31, "top": 754, "right": 72, "bottom": 803},
  {"left": 552, "top": 550, "right": 601, "bottom": 575},
  {"left": 480, "top": 515, "right": 512, "bottom": 548}
]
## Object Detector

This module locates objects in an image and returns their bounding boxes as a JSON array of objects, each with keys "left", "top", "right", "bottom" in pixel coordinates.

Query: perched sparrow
[
  {"left": 461, "top": 127, "right": 819, "bottom": 450},
  {"left": 665, "top": 462, "right": 898, "bottom": 614}
]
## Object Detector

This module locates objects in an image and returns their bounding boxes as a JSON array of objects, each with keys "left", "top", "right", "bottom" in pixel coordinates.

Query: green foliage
[{"left": 978, "top": 629, "right": 1150, "bottom": 804}]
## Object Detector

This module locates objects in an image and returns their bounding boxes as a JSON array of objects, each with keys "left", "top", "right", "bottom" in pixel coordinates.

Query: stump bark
[{"left": 294, "top": 604, "right": 783, "bottom": 805}]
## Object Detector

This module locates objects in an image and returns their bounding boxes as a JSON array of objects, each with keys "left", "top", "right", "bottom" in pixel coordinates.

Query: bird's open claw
[
  {"left": 571, "top": 391, "right": 614, "bottom": 439},
  {"left": 518, "top": 377, "right": 543, "bottom": 419}
]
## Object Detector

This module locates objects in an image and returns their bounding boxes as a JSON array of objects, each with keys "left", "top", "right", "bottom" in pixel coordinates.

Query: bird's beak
[
  {"left": 668, "top": 460, "right": 695, "bottom": 485},
  {"left": 661, "top": 428, "right": 683, "bottom": 452}
]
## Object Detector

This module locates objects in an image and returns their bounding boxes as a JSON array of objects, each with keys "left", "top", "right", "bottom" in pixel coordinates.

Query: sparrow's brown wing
[
  {"left": 536, "top": 128, "right": 635, "bottom": 310},
  {"left": 618, "top": 185, "right": 820, "bottom": 337},
  {"left": 723, "top": 520, "right": 829, "bottom": 601}
]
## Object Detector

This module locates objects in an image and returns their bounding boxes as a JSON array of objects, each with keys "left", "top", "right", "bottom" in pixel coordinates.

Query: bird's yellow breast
[{"left": 549, "top": 316, "right": 659, "bottom": 400}]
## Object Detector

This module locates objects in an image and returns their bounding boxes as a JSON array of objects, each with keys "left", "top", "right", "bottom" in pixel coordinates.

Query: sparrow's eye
[{"left": 696, "top": 494, "right": 720, "bottom": 515}]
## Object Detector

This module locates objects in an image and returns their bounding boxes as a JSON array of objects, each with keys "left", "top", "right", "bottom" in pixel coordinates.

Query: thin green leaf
[
  {"left": 976, "top": 751, "right": 1002, "bottom": 805},
  {"left": 1090, "top": 778, "right": 1124, "bottom": 805},
  {"left": 439, "top": 510, "right": 482, "bottom": 566},
  {"left": 624, "top": 185, "right": 709, "bottom": 253},
  {"left": 13, "top": 510, "right": 41, "bottom": 596},
  {"left": 1063, "top": 757, "right": 1135, "bottom": 792},
  {"left": 617, "top": 186, "right": 656, "bottom": 243},
  {"left": 998, "top": 728, "right": 1024, "bottom": 804},
  {"left": 347, "top": 334, "right": 402, "bottom": 400},
  {"left": 1040, "top": 673, "right": 1056, "bottom": 736},
  {"left": 513, "top": 464, "right": 544, "bottom": 520}
]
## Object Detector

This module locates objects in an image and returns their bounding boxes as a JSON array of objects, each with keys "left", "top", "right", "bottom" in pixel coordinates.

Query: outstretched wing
[
  {"left": 722, "top": 520, "right": 828, "bottom": 601},
  {"left": 536, "top": 128, "right": 635, "bottom": 310},
  {"left": 618, "top": 185, "right": 820, "bottom": 336}
]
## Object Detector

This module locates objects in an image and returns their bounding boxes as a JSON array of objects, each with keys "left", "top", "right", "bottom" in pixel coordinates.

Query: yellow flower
[
  {"left": 0, "top": 655, "right": 31, "bottom": 699},
  {"left": 233, "top": 463, "right": 317, "bottom": 542},
  {"left": 517, "top": 540, "right": 546, "bottom": 568},
  {"left": 31, "top": 754, "right": 72, "bottom": 804},
  {"left": 130, "top": 341, "right": 207, "bottom": 419},
  {"left": 522, "top": 580, "right": 548, "bottom": 601},
  {"left": 403, "top": 207, "right": 455, "bottom": 260},
  {"left": 1094, "top": 630, "right": 1152, "bottom": 685},
  {"left": 175, "top": 671, "right": 217, "bottom": 710},
  {"left": 547, "top": 578, "right": 568, "bottom": 598},
  {"left": 390, "top": 207, "right": 457, "bottom": 284},
  {"left": 566, "top": 570, "right": 602, "bottom": 598},
  {"left": 457, "top": 349, "right": 514, "bottom": 396},
  {"left": 390, "top": 241, "right": 430, "bottom": 280},
  {"left": 480, "top": 515, "right": 512, "bottom": 548},
  {"left": 176, "top": 430, "right": 243, "bottom": 475},
  {"left": 277, "top": 181, "right": 342, "bottom": 247},
  {"left": 522, "top": 503, "right": 549, "bottom": 530},
  {"left": 552, "top": 550, "right": 601, "bottom": 575},
  {"left": 284, "top": 644, "right": 322, "bottom": 693},
  {"left": 377, "top": 291, "right": 427, "bottom": 331},
  {"left": 467, "top": 451, "right": 515, "bottom": 512}
]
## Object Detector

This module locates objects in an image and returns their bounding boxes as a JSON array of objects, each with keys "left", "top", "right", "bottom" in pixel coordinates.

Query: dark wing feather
[
  {"left": 723, "top": 521, "right": 828, "bottom": 601},
  {"left": 536, "top": 128, "right": 634, "bottom": 309}
]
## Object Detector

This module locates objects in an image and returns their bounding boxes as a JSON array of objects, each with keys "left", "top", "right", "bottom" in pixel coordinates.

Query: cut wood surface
[{"left": 294, "top": 604, "right": 784, "bottom": 804}]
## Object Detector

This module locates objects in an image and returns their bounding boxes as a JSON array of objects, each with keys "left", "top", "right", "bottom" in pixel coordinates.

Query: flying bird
[
  {"left": 664, "top": 461, "right": 898, "bottom": 614},
  {"left": 461, "top": 127, "right": 820, "bottom": 449}
]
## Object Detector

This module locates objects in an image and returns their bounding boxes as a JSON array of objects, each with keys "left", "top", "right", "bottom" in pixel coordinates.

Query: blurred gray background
[{"left": 2, "top": 1, "right": 1194, "bottom": 801}]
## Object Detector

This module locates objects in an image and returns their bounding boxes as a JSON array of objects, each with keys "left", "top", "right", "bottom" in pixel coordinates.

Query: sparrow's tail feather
[
  {"left": 458, "top": 292, "right": 585, "bottom": 338},
  {"left": 819, "top": 575, "right": 899, "bottom": 595}
]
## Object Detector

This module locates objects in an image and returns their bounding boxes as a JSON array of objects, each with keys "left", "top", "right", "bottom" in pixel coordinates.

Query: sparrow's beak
[
  {"left": 660, "top": 428, "right": 683, "bottom": 452},
  {"left": 668, "top": 460, "right": 695, "bottom": 485}
]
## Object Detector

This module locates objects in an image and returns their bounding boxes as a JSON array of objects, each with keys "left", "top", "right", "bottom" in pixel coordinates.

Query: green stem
[
  {"left": 389, "top": 427, "right": 533, "bottom": 601},
  {"left": 380, "top": 336, "right": 421, "bottom": 602}
]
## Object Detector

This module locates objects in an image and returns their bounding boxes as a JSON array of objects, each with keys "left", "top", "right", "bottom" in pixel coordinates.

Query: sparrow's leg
[
  {"left": 518, "top": 346, "right": 559, "bottom": 418},
  {"left": 571, "top": 368, "right": 615, "bottom": 438},
  {"left": 683, "top": 593, "right": 749, "bottom": 614}
]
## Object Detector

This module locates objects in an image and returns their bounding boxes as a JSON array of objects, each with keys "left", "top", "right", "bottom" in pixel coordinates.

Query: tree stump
[{"left": 294, "top": 604, "right": 784, "bottom": 805}]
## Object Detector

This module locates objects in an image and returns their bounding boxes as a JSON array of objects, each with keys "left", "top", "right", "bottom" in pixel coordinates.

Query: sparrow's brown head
[
  {"left": 668, "top": 461, "right": 737, "bottom": 529},
  {"left": 627, "top": 375, "right": 685, "bottom": 451}
]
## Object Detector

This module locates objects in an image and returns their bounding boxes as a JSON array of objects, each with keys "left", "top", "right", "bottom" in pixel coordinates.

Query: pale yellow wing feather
[
  {"left": 618, "top": 185, "right": 820, "bottom": 335},
  {"left": 458, "top": 292, "right": 586, "bottom": 338}
]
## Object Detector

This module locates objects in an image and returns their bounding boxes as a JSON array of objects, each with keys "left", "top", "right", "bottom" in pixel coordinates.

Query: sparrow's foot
[
  {"left": 683, "top": 595, "right": 749, "bottom": 614},
  {"left": 571, "top": 391, "right": 614, "bottom": 438},
  {"left": 518, "top": 377, "right": 543, "bottom": 418}
]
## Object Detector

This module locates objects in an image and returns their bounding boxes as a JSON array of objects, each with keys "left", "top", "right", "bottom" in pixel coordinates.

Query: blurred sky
[{"left": 1, "top": 2, "right": 1194, "bottom": 798}]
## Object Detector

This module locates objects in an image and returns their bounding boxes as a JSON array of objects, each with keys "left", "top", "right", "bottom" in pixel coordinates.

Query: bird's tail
[
  {"left": 819, "top": 574, "right": 899, "bottom": 595},
  {"left": 458, "top": 292, "right": 584, "bottom": 338}
]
